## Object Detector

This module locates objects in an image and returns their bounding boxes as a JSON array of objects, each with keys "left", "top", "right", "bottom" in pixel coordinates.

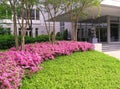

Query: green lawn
[{"left": 20, "top": 51, "right": 120, "bottom": 89}]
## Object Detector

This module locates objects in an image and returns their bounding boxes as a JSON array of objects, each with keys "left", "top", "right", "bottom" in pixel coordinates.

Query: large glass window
[
  {"left": 110, "top": 16, "right": 120, "bottom": 42},
  {"left": 110, "top": 23, "right": 119, "bottom": 42}
]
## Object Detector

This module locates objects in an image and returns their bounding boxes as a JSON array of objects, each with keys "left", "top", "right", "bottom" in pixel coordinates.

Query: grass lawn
[{"left": 20, "top": 51, "right": 120, "bottom": 89}]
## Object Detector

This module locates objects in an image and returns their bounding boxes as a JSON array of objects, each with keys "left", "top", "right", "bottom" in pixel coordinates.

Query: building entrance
[
  {"left": 110, "top": 24, "right": 119, "bottom": 42},
  {"left": 96, "top": 27, "right": 107, "bottom": 42}
]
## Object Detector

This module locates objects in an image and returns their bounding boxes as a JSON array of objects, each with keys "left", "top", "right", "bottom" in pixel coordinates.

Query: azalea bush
[
  {"left": 0, "top": 41, "right": 94, "bottom": 89},
  {"left": 0, "top": 52, "right": 24, "bottom": 89},
  {"left": 9, "top": 41, "right": 94, "bottom": 72}
]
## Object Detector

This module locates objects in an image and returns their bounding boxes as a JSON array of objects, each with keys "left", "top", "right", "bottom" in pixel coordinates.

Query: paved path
[
  {"left": 104, "top": 51, "right": 120, "bottom": 60},
  {"left": 102, "top": 43, "right": 120, "bottom": 60}
]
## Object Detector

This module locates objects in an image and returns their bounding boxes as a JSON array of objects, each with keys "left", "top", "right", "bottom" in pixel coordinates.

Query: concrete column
[
  {"left": 119, "top": 18, "right": 120, "bottom": 41},
  {"left": 34, "top": 9, "right": 36, "bottom": 20},
  {"left": 107, "top": 16, "right": 111, "bottom": 43},
  {"left": 32, "top": 28, "right": 35, "bottom": 37},
  {"left": 27, "top": 31, "right": 30, "bottom": 36}
]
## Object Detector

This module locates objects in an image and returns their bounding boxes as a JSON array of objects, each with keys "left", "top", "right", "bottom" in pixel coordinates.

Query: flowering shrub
[
  {"left": 0, "top": 52, "right": 24, "bottom": 89},
  {"left": 7, "top": 51, "right": 43, "bottom": 72},
  {"left": 9, "top": 41, "right": 94, "bottom": 70},
  {"left": 0, "top": 41, "right": 93, "bottom": 89}
]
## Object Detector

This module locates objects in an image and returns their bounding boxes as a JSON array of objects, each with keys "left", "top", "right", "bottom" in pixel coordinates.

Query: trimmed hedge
[
  {"left": 0, "top": 35, "right": 15, "bottom": 49},
  {"left": 0, "top": 35, "right": 50, "bottom": 49},
  {"left": 0, "top": 34, "right": 72, "bottom": 50}
]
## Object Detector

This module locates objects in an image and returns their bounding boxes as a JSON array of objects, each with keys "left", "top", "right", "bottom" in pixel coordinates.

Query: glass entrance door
[
  {"left": 110, "top": 24, "right": 119, "bottom": 42},
  {"left": 96, "top": 27, "right": 107, "bottom": 42}
]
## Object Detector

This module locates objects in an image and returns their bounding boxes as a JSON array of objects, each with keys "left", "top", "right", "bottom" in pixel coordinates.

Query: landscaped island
[{"left": 0, "top": 41, "right": 93, "bottom": 89}]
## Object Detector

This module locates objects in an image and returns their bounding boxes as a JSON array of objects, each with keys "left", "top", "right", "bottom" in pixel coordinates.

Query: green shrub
[
  {"left": 56, "top": 32, "right": 61, "bottom": 37},
  {"left": 35, "top": 35, "right": 49, "bottom": 42},
  {"left": 0, "top": 35, "right": 50, "bottom": 49},
  {"left": 0, "top": 34, "right": 64, "bottom": 50},
  {"left": 63, "top": 29, "right": 68, "bottom": 40},
  {"left": 0, "top": 35, "right": 15, "bottom": 49},
  {"left": 56, "top": 32, "right": 63, "bottom": 40}
]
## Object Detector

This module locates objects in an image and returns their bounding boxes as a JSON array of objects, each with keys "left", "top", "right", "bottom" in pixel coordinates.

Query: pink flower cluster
[
  {"left": 0, "top": 52, "right": 24, "bottom": 89},
  {"left": 0, "top": 41, "right": 93, "bottom": 89},
  {"left": 9, "top": 41, "right": 93, "bottom": 71}
]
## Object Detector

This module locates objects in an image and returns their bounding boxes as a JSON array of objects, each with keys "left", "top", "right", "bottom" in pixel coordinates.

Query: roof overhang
[{"left": 48, "top": 2, "right": 120, "bottom": 22}]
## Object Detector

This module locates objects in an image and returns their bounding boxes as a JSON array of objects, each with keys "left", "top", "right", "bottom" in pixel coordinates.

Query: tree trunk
[
  {"left": 52, "top": 21, "right": 56, "bottom": 44},
  {"left": 48, "top": 14, "right": 51, "bottom": 42},
  {"left": 21, "top": 0, "right": 25, "bottom": 50},
  {"left": 21, "top": 32, "right": 25, "bottom": 50},
  {"left": 13, "top": 9, "right": 19, "bottom": 50},
  {"left": 75, "top": 21, "right": 79, "bottom": 41},
  {"left": 71, "top": 21, "right": 75, "bottom": 41}
]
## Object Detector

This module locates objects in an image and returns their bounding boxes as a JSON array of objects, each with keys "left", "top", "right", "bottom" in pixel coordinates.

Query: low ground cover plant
[
  {"left": 0, "top": 41, "right": 93, "bottom": 89},
  {"left": 20, "top": 51, "right": 120, "bottom": 89}
]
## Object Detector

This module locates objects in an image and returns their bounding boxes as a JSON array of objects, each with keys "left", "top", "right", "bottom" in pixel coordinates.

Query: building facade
[
  {"left": 58, "top": 0, "right": 120, "bottom": 43},
  {"left": 0, "top": 7, "right": 60, "bottom": 37}
]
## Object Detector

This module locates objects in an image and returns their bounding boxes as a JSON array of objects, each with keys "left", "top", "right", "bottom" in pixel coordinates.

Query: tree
[
  {"left": 19, "top": 0, "right": 39, "bottom": 50},
  {"left": 36, "top": 3, "right": 52, "bottom": 42},
  {"left": 1, "top": 0, "right": 19, "bottom": 50},
  {"left": 61, "top": 0, "right": 102, "bottom": 41},
  {"left": 39, "top": 0, "right": 66, "bottom": 43}
]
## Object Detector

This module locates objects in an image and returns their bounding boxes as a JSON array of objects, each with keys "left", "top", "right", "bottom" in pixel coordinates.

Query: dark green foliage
[
  {"left": 56, "top": 32, "right": 63, "bottom": 40},
  {"left": 63, "top": 29, "right": 68, "bottom": 40},
  {"left": 35, "top": 35, "right": 49, "bottom": 42},
  {"left": 56, "top": 29, "right": 69, "bottom": 40},
  {"left": 0, "top": 35, "right": 15, "bottom": 49},
  {"left": 0, "top": 35, "right": 62, "bottom": 49},
  {"left": 56, "top": 32, "right": 61, "bottom": 37}
]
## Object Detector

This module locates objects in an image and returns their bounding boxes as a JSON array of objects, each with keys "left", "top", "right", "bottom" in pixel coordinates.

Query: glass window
[
  {"left": 36, "top": 10, "right": 39, "bottom": 20},
  {"left": 30, "top": 9, "right": 35, "bottom": 20}
]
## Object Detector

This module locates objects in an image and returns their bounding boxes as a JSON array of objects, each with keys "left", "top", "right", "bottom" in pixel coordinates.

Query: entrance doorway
[
  {"left": 110, "top": 24, "right": 119, "bottom": 42},
  {"left": 96, "top": 27, "right": 107, "bottom": 42}
]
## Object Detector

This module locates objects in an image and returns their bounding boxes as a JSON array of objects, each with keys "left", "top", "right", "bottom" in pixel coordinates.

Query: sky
[{"left": 101, "top": 0, "right": 120, "bottom": 7}]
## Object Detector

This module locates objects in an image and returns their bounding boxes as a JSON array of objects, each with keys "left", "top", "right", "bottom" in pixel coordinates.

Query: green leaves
[
  {"left": 20, "top": 51, "right": 120, "bottom": 89},
  {"left": 0, "top": 3, "right": 12, "bottom": 19}
]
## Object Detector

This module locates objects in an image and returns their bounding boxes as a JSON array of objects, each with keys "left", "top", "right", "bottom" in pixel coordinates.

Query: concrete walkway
[
  {"left": 104, "top": 51, "right": 120, "bottom": 60},
  {"left": 102, "top": 43, "right": 120, "bottom": 60}
]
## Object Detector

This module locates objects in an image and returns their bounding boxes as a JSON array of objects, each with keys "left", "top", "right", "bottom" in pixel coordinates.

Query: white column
[
  {"left": 28, "top": 31, "right": 30, "bottom": 36},
  {"left": 32, "top": 28, "right": 35, "bottom": 37},
  {"left": 34, "top": 9, "right": 36, "bottom": 20},
  {"left": 107, "top": 16, "right": 111, "bottom": 43}
]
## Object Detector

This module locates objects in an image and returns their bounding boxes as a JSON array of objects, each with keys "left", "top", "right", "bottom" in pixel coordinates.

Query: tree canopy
[{"left": 0, "top": 2, "right": 12, "bottom": 19}]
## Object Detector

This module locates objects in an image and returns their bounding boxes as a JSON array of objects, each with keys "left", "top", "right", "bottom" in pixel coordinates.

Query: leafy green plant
[
  {"left": 56, "top": 32, "right": 63, "bottom": 40},
  {"left": 20, "top": 51, "right": 120, "bottom": 89},
  {"left": 62, "top": 29, "right": 68, "bottom": 40},
  {"left": 0, "top": 35, "right": 58, "bottom": 49}
]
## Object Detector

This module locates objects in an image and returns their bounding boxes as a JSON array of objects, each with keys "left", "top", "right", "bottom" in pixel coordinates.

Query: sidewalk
[{"left": 104, "top": 51, "right": 120, "bottom": 60}]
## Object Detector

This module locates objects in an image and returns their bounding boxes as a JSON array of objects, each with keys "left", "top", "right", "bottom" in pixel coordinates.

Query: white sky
[{"left": 101, "top": 0, "right": 120, "bottom": 7}]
